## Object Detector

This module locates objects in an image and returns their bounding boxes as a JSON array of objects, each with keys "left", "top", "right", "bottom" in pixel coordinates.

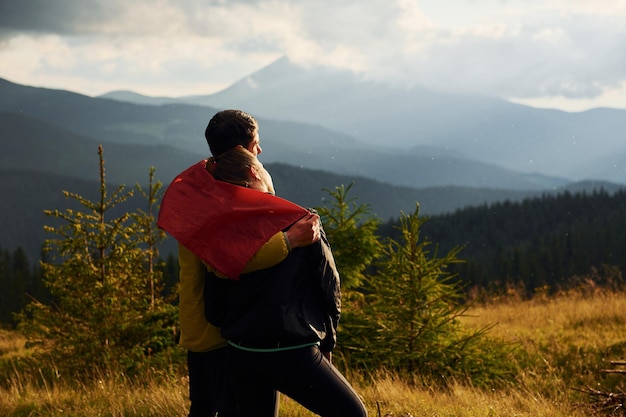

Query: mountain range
[
  {"left": 1, "top": 57, "right": 624, "bottom": 261},
  {"left": 102, "top": 56, "right": 626, "bottom": 185},
  {"left": 0, "top": 111, "right": 550, "bottom": 261}
]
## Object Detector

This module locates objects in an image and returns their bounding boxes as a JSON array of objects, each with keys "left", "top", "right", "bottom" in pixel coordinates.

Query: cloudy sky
[{"left": 1, "top": 0, "right": 625, "bottom": 112}]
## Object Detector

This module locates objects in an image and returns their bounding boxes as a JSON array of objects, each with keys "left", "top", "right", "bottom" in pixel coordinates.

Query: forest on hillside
[
  {"left": 394, "top": 188, "right": 626, "bottom": 297},
  {"left": 1, "top": 187, "right": 625, "bottom": 326}
]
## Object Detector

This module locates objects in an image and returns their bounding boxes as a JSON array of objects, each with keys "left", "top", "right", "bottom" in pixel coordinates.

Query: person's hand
[{"left": 285, "top": 213, "right": 321, "bottom": 249}]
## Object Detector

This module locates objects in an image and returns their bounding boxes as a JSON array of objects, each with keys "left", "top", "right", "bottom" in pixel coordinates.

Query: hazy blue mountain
[
  {"left": 1, "top": 110, "right": 621, "bottom": 263},
  {"left": 100, "top": 90, "right": 182, "bottom": 106},
  {"left": 120, "top": 56, "right": 626, "bottom": 185},
  {"left": 0, "top": 78, "right": 568, "bottom": 190},
  {"left": 0, "top": 111, "right": 542, "bottom": 217},
  {"left": 0, "top": 77, "right": 216, "bottom": 153},
  {"left": 0, "top": 112, "right": 203, "bottom": 186}
]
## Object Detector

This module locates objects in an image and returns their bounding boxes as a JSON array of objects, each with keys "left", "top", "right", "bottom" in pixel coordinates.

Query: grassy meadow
[{"left": 1, "top": 288, "right": 625, "bottom": 417}]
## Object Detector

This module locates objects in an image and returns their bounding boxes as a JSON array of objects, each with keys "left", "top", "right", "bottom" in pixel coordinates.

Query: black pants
[
  {"left": 187, "top": 348, "right": 239, "bottom": 417},
  {"left": 226, "top": 345, "right": 367, "bottom": 417}
]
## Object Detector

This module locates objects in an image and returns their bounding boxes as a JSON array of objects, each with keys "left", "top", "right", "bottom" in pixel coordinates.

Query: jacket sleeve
[
  {"left": 317, "top": 228, "right": 342, "bottom": 353},
  {"left": 178, "top": 243, "right": 227, "bottom": 352},
  {"left": 241, "top": 232, "right": 290, "bottom": 273}
]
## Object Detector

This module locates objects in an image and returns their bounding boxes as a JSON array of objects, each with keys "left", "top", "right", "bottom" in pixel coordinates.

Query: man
[
  {"left": 203, "top": 145, "right": 366, "bottom": 417},
  {"left": 158, "top": 109, "right": 320, "bottom": 417}
]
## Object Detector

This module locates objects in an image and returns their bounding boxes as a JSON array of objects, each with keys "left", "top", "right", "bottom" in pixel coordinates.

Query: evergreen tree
[
  {"left": 345, "top": 205, "right": 515, "bottom": 386},
  {"left": 9, "top": 248, "right": 29, "bottom": 326},
  {"left": 17, "top": 146, "right": 177, "bottom": 378},
  {"left": 315, "top": 184, "right": 382, "bottom": 376},
  {"left": 316, "top": 183, "right": 382, "bottom": 290},
  {"left": 0, "top": 247, "right": 38, "bottom": 326},
  {"left": 0, "top": 248, "right": 11, "bottom": 325},
  {"left": 159, "top": 252, "right": 179, "bottom": 301},
  {"left": 131, "top": 166, "right": 168, "bottom": 308}
]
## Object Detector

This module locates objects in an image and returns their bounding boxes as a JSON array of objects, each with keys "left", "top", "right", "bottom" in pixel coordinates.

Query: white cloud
[{"left": 0, "top": 0, "right": 624, "bottom": 110}]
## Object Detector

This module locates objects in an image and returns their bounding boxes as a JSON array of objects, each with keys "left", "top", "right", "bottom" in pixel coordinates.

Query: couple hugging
[{"left": 158, "top": 110, "right": 367, "bottom": 417}]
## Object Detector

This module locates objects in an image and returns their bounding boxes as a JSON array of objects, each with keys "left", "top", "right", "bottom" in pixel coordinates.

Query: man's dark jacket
[{"left": 205, "top": 229, "right": 341, "bottom": 353}]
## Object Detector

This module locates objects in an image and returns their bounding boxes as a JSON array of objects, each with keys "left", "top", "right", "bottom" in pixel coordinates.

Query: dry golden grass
[
  {"left": 462, "top": 288, "right": 626, "bottom": 351},
  {"left": 280, "top": 371, "right": 589, "bottom": 417},
  {"left": 0, "top": 328, "right": 27, "bottom": 358},
  {"left": 1, "top": 289, "right": 625, "bottom": 416},
  {"left": 0, "top": 372, "right": 189, "bottom": 416}
]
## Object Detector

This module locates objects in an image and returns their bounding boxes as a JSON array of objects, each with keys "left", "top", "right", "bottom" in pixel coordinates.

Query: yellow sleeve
[
  {"left": 241, "top": 231, "right": 290, "bottom": 273},
  {"left": 206, "top": 231, "right": 290, "bottom": 279},
  {"left": 178, "top": 243, "right": 227, "bottom": 352}
]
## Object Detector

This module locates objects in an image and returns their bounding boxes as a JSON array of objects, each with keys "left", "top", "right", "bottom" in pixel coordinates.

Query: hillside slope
[{"left": 1, "top": 78, "right": 571, "bottom": 190}]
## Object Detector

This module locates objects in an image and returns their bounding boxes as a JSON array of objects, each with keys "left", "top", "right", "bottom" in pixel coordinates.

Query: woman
[{"left": 206, "top": 146, "right": 368, "bottom": 417}]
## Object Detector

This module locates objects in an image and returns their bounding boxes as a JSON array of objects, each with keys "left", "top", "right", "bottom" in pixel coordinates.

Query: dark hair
[{"left": 205, "top": 110, "right": 258, "bottom": 157}]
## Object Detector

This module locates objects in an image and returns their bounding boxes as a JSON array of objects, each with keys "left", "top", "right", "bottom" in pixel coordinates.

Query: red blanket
[{"left": 158, "top": 160, "right": 308, "bottom": 278}]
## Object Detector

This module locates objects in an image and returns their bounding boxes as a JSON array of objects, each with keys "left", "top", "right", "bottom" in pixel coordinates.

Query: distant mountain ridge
[
  {"left": 103, "top": 57, "right": 626, "bottom": 185},
  {"left": 0, "top": 111, "right": 556, "bottom": 217},
  {"left": 0, "top": 76, "right": 571, "bottom": 190}
]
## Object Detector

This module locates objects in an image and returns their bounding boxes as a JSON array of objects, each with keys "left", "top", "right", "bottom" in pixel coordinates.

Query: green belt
[{"left": 228, "top": 340, "right": 319, "bottom": 353}]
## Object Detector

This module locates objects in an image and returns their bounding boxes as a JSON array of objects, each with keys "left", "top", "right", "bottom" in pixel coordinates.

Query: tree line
[
  {"left": 3, "top": 187, "right": 625, "bottom": 326},
  {"left": 0, "top": 247, "right": 179, "bottom": 328},
  {"left": 380, "top": 188, "right": 626, "bottom": 297}
]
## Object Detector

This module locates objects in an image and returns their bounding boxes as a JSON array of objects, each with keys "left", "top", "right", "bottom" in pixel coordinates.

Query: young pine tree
[
  {"left": 348, "top": 205, "right": 516, "bottom": 386},
  {"left": 316, "top": 183, "right": 381, "bottom": 291},
  {"left": 316, "top": 184, "right": 382, "bottom": 371},
  {"left": 17, "top": 146, "right": 177, "bottom": 379}
]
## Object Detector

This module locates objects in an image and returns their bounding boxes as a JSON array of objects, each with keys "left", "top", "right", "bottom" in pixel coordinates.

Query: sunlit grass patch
[{"left": 1, "top": 289, "right": 625, "bottom": 416}]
